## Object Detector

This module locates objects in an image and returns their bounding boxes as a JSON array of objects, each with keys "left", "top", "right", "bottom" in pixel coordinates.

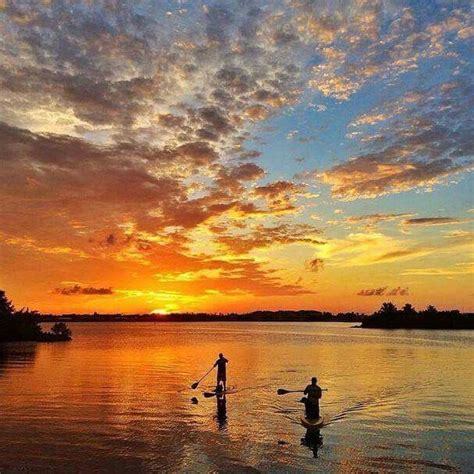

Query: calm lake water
[{"left": 0, "top": 322, "right": 473, "bottom": 473}]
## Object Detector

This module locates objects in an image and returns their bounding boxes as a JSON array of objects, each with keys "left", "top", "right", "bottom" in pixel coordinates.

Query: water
[{"left": 0, "top": 322, "right": 472, "bottom": 472}]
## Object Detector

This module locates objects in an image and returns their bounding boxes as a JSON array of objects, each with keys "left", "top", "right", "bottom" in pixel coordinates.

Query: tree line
[
  {"left": 362, "top": 302, "right": 473, "bottom": 329},
  {"left": 0, "top": 290, "right": 72, "bottom": 343}
]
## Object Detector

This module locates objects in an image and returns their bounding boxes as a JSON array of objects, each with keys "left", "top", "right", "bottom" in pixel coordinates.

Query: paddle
[
  {"left": 277, "top": 388, "right": 327, "bottom": 395},
  {"left": 191, "top": 365, "right": 215, "bottom": 390},
  {"left": 277, "top": 389, "right": 304, "bottom": 395}
]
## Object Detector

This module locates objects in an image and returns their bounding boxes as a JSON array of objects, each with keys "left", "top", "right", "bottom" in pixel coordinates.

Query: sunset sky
[{"left": 0, "top": 0, "right": 473, "bottom": 314}]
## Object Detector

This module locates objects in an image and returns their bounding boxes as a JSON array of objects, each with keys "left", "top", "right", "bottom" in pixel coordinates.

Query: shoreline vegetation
[
  {"left": 0, "top": 291, "right": 72, "bottom": 343},
  {"left": 41, "top": 310, "right": 364, "bottom": 323},
  {"left": 40, "top": 303, "right": 473, "bottom": 330},
  {"left": 360, "top": 302, "right": 474, "bottom": 330}
]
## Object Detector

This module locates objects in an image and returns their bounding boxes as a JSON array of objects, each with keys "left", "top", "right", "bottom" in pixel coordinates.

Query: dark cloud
[
  {"left": 198, "top": 106, "right": 233, "bottom": 136},
  {"left": 358, "top": 287, "right": 408, "bottom": 296},
  {"left": 254, "top": 180, "right": 308, "bottom": 212},
  {"left": 254, "top": 181, "right": 301, "bottom": 197},
  {"left": 402, "top": 217, "right": 465, "bottom": 226},
  {"left": 307, "top": 258, "right": 324, "bottom": 272},
  {"left": 215, "top": 66, "right": 256, "bottom": 95},
  {"left": 358, "top": 287, "right": 387, "bottom": 296},
  {"left": 174, "top": 142, "right": 219, "bottom": 166},
  {"left": 216, "top": 163, "right": 265, "bottom": 191},
  {"left": 0, "top": 122, "right": 186, "bottom": 238},
  {"left": 388, "top": 287, "right": 409, "bottom": 296},
  {"left": 55, "top": 285, "right": 114, "bottom": 296}
]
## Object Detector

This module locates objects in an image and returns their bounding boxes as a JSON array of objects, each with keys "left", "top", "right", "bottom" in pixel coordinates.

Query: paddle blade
[
  {"left": 203, "top": 391, "right": 216, "bottom": 398},
  {"left": 277, "top": 388, "right": 289, "bottom": 395},
  {"left": 191, "top": 382, "right": 199, "bottom": 390}
]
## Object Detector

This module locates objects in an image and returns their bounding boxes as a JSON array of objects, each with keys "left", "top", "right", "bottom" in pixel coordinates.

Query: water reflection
[
  {"left": 0, "top": 323, "right": 472, "bottom": 472},
  {"left": 215, "top": 394, "right": 227, "bottom": 431},
  {"left": 0, "top": 343, "right": 37, "bottom": 378},
  {"left": 301, "top": 429, "right": 323, "bottom": 458}
]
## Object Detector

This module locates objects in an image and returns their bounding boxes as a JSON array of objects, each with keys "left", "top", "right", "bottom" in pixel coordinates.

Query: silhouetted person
[
  {"left": 302, "top": 377, "right": 322, "bottom": 419},
  {"left": 214, "top": 353, "right": 228, "bottom": 390}
]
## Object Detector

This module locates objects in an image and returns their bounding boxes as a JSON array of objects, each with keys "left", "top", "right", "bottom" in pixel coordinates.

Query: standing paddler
[
  {"left": 302, "top": 377, "right": 322, "bottom": 419},
  {"left": 214, "top": 353, "right": 229, "bottom": 391}
]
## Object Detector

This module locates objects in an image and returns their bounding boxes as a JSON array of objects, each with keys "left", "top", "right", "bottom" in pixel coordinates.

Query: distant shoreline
[
  {"left": 38, "top": 308, "right": 474, "bottom": 330},
  {"left": 36, "top": 305, "right": 474, "bottom": 330},
  {"left": 40, "top": 310, "right": 364, "bottom": 324}
]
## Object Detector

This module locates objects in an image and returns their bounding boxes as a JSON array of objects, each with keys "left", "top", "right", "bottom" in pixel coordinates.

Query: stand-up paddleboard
[
  {"left": 203, "top": 385, "right": 238, "bottom": 398},
  {"left": 300, "top": 415, "right": 325, "bottom": 430}
]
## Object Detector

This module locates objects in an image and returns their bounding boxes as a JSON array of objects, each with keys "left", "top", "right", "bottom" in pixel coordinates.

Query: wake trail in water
[
  {"left": 329, "top": 399, "right": 372, "bottom": 424},
  {"left": 326, "top": 380, "right": 429, "bottom": 425}
]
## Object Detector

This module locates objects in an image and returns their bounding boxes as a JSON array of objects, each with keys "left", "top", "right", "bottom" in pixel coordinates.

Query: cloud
[
  {"left": 55, "top": 285, "right": 114, "bottom": 296},
  {"left": 0, "top": 121, "right": 187, "bottom": 236},
  {"left": 216, "top": 163, "right": 265, "bottom": 191},
  {"left": 308, "top": 8, "right": 472, "bottom": 100},
  {"left": 0, "top": 117, "right": 319, "bottom": 300},
  {"left": 372, "top": 249, "right": 427, "bottom": 263},
  {"left": 443, "top": 230, "right": 474, "bottom": 242},
  {"left": 307, "top": 258, "right": 324, "bottom": 272},
  {"left": 312, "top": 230, "right": 435, "bottom": 268},
  {"left": 254, "top": 180, "right": 304, "bottom": 197},
  {"left": 322, "top": 79, "right": 474, "bottom": 199},
  {"left": 254, "top": 180, "right": 309, "bottom": 212},
  {"left": 216, "top": 223, "right": 324, "bottom": 255},
  {"left": 0, "top": 1, "right": 324, "bottom": 297},
  {"left": 358, "top": 287, "right": 387, "bottom": 296},
  {"left": 388, "top": 286, "right": 409, "bottom": 296},
  {"left": 402, "top": 263, "right": 474, "bottom": 276},
  {"left": 358, "top": 286, "right": 408, "bottom": 296},
  {"left": 2, "top": 233, "right": 89, "bottom": 259},
  {"left": 402, "top": 217, "right": 466, "bottom": 226},
  {"left": 346, "top": 213, "right": 414, "bottom": 227},
  {"left": 105, "top": 234, "right": 116, "bottom": 246}
]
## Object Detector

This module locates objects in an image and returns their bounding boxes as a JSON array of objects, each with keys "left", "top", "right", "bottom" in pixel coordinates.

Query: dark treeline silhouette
[
  {"left": 40, "top": 310, "right": 365, "bottom": 323},
  {"left": 0, "top": 290, "right": 72, "bottom": 343},
  {"left": 362, "top": 302, "right": 474, "bottom": 329}
]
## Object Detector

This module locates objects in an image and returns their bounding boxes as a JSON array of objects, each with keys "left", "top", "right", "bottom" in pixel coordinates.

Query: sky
[{"left": 0, "top": 0, "right": 473, "bottom": 315}]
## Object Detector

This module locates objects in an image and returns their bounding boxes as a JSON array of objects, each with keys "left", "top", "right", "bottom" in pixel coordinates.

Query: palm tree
[
  {"left": 402, "top": 303, "right": 416, "bottom": 316},
  {"left": 425, "top": 305, "right": 438, "bottom": 314},
  {"left": 378, "top": 302, "right": 397, "bottom": 316}
]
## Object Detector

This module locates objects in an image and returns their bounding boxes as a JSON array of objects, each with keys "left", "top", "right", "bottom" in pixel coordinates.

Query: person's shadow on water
[{"left": 301, "top": 429, "right": 323, "bottom": 458}]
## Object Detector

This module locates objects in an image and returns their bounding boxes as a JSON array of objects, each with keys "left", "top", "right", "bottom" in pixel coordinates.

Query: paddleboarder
[
  {"left": 214, "top": 353, "right": 228, "bottom": 391},
  {"left": 302, "top": 377, "right": 322, "bottom": 419}
]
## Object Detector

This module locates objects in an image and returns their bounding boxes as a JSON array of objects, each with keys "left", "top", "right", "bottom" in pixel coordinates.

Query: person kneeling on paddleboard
[
  {"left": 302, "top": 377, "right": 322, "bottom": 419},
  {"left": 214, "top": 353, "right": 228, "bottom": 391}
]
